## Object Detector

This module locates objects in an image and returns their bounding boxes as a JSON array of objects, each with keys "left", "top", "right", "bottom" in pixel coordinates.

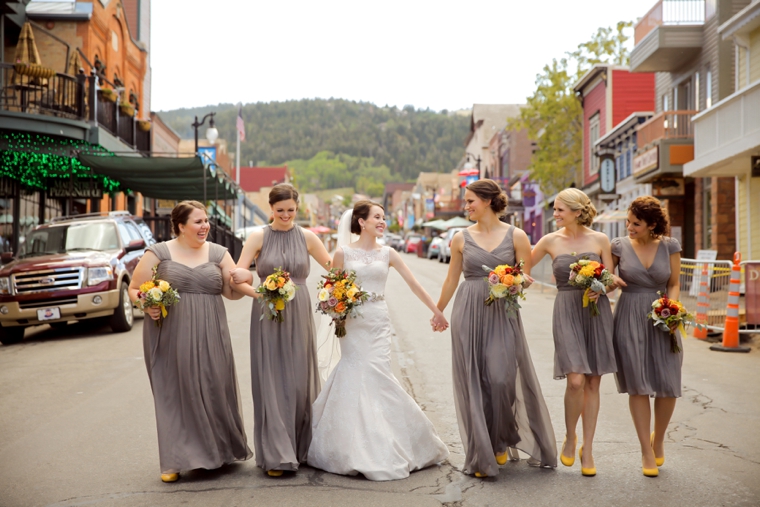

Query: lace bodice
[{"left": 342, "top": 245, "right": 390, "bottom": 295}]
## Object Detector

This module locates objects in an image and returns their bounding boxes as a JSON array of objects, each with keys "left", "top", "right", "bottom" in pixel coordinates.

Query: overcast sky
[{"left": 151, "top": 0, "right": 655, "bottom": 112}]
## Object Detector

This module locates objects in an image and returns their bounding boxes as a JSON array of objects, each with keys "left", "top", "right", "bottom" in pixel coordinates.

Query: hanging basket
[
  {"left": 119, "top": 102, "right": 135, "bottom": 117},
  {"left": 137, "top": 120, "right": 152, "bottom": 132},
  {"left": 98, "top": 88, "right": 118, "bottom": 103},
  {"left": 14, "top": 63, "right": 55, "bottom": 79}
]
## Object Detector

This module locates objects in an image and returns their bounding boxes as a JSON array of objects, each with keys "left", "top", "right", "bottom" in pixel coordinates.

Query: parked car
[
  {"left": 438, "top": 227, "right": 466, "bottom": 263},
  {"left": 0, "top": 211, "right": 156, "bottom": 345},
  {"left": 387, "top": 234, "right": 404, "bottom": 251},
  {"left": 404, "top": 235, "right": 422, "bottom": 254},
  {"left": 427, "top": 235, "right": 446, "bottom": 260}
]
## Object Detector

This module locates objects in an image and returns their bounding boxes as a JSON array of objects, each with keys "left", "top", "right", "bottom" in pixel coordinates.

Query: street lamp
[
  {"left": 464, "top": 152, "right": 482, "bottom": 176},
  {"left": 191, "top": 112, "right": 218, "bottom": 203}
]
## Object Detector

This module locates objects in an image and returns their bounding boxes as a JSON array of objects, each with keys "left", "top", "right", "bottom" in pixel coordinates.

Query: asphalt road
[{"left": 1, "top": 252, "right": 759, "bottom": 507}]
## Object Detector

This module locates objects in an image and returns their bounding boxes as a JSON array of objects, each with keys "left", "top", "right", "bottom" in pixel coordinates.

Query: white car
[
  {"left": 235, "top": 225, "right": 267, "bottom": 241},
  {"left": 427, "top": 235, "right": 445, "bottom": 259},
  {"left": 438, "top": 227, "right": 466, "bottom": 263}
]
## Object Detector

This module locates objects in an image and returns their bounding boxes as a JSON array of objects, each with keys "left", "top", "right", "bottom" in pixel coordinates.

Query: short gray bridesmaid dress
[
  {"left": 143, "top": 242, "right": 252, "bottom": 474},
  {"left": 611, "top": 236, "right": 683, "bottom": 398}
]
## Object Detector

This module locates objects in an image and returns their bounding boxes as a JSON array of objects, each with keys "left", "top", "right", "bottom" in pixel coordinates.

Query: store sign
[
  {"left": 633, "top": 146, "right": 659, "bottom": 176},
  {"left": 47, "top": 179, "right": 103, "bottom": 199},
  {"left": 600, "top": 158, "right": 616, "bottom": 193},
  {"left": 652, "top": 177, "right": 685, "bottom": 197},
  {"left": 522, "top": 184, "right": 537, "bottom": 207}
]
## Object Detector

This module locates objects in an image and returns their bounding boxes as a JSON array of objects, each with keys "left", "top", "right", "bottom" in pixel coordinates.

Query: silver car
[{"left": 438, "top": 227, "right": 466, "bottom": 263}]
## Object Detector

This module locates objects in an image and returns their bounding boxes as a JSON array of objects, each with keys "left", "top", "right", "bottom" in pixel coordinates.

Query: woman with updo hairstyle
[
  {"left": 436, "top": 179, "right": 557, "bottom": 477},
  {"left": 531, "top": 187, "right": 617, "bottom": 477},
  {"left": 610, "top": 195, "right": 681, "bottom": 478},
  {"left": 229, "top": 183, "right": 332, "bottom": 477},
  {"left": 129, "top": 200, "right": 252, "bottom": 483}
]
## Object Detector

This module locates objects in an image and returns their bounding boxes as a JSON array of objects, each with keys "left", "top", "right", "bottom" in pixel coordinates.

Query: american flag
[{"left": 236, "top": 104, "right": 245, "bottom": 142}]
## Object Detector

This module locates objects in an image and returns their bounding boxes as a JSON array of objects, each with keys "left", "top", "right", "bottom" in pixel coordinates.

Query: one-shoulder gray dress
[
  {"left": 450, "top": 227, "right": 557, "bottom": 477},
  {"left": 551, "top": 253, "right": 616, "bottom": 379},
  {"left": 250, "top": 225, "right": 320, "bottom": 472},
  {"left": 143, "top": 242, "right": 252, "bottom": 474},
  {"left": 612, "top": 237, "right": 683, "bottom": 397}
]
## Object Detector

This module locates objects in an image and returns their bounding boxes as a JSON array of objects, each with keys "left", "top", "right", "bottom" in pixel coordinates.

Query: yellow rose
[
  {"left": 492, "top": 284, "right": 509, "bottom": 298},
  {"left": 140, "top": 281, "right": 154, "bottom": 293},
  {"left": 318, "top": 289, "right": 330, "bottom": 301},
  {"left": 274, "top": 299, "right": 285, "bottom": 311},
  {"left": 579, "top": 265, "right": 595, "bottom": 277},
  {"left": 347, "top": 287, "right": 359, "bottom": 299},
  {"left": 495, "top": 266, "right": 507, "bottom": 276},
  {"left": 158, "top": 280, "right": 170, "bottom": 292},
  {"left": 266, "top": 280, "right": 277, "bottom": 291}
]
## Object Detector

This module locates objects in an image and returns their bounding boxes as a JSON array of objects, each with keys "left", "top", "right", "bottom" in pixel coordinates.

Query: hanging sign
[
  {"left": 47, "top": 178, "right": 103, "bottom": 199},
  {"left": 600, "top": 158, "right": 616, "bottom": 193}
]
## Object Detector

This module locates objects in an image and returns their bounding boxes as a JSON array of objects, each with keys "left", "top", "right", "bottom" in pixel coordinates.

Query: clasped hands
[
  {"left": 587, "top": 274, "right": 627, "bottom": 302},
  {"left": 430, "top": 312, "right": 449, "bottom": 333}
]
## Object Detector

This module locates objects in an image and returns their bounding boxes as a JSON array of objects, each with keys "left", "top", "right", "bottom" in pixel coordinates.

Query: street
[{"left": 1, "top": 252, "right": 759, "bottom": 507}]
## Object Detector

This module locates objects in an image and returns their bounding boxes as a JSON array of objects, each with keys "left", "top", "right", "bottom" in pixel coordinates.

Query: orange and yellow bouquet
[
  {"left": 647, "top": 292, "right": 696, "bottom": 353},
  {"left": 137, "top": 266, "right": 180, "bottom": 327},
  {"left": 482, "top": 260, "right": 528, "bottom": 317},
  {"left": 567, "top": 257, "right": 614, "bottom": 317},
  {"left": 256, "top": 267, "right": 297, "bottom": 323},
  {"left": 315, "top": 268, "right": 371, "bottom": 337}
]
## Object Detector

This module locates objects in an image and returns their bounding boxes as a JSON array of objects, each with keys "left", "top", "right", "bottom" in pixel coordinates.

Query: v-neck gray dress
[
  {"left": 250, "top": 225, "right": 320, "bottom": 472},
  {"left": 450, "top": 227, "right": 557, "bottom": 477},
  {"left": 551, "top": 252, "right": 616, "bottom": 379},
  {"left": 612, "top": 236, "right": 683, "bottom": 398},
  {"left": 143, "top": 242, "right": 252, "bottom": 474}
]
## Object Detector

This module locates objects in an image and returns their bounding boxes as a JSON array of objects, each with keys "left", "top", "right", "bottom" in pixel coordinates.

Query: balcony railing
[
  {"left": 636, "top": 110, "right": 698, "bottom": 147},
  {"left": 0, "top": 62, "right": 150, "bottom": 153},
  {"left": 634, "top": 0, "right": 706, "bottom": 44}
]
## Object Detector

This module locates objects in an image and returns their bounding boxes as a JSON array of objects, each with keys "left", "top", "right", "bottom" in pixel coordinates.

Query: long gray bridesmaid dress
[
  {"left": 143, "top": 242, "right": 252, "bottom": 474},
  {"left": 551, "top": 252, "right": 616, "bottom": 379},
  {"left": 450, "top": 227, "right": 557, "bottom": 477},
  {"left": 250, "top": 225, "right": 320, "bottom": 472},
  {"left": 612, "top": 236, "right": 683, "bottom": 397}
]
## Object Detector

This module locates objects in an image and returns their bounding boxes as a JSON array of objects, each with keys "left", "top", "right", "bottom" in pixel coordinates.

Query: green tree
[{"left": 511, "top": 21, "right": 632, "bottom": 196}]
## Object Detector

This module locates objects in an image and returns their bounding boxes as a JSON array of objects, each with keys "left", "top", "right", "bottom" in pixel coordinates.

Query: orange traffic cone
[
  {"left": 711, "top": 252, "right": 750, "bottom": 353},
  {"left": 693, "top": 262, "right": 709, "bottom": 340}
]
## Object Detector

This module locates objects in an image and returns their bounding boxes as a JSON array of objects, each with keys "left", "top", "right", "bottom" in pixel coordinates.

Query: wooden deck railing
[{"left": 636, "top": 110, "right": 698, "bottom": 147}]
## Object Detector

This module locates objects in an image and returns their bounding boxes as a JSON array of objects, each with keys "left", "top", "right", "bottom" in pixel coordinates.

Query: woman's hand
[
  {"left": 229, "top": 267, "right": 253, "bottom": 285},
  {"left": 522, "top": 274, "right": 535, "bottom": 289},
  {"left": 430, "top": 311, "right": 449, "bottom": 332},
  {"left": 587, "top": 289, "right": 603, "bottom": 302},
  {"left": 611, "top": 274, "right": 627, "bottom": 290},
  {"left": 144, "top": 306, "right": 161, "bottom": 320}
]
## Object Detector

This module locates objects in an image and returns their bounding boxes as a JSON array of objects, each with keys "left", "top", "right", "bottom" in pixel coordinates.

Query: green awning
[{"left": 78, "top": 154, "right": 239, "bottom": 201}]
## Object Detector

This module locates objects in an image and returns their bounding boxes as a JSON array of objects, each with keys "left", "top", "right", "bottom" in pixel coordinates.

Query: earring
[{"left": 361, "top": 225, "right": 365, "bottom": 230}]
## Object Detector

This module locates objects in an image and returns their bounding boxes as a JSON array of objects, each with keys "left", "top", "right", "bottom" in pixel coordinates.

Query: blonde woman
[{"left": 531, "top": 188, "right": 617, "bottom": 477}]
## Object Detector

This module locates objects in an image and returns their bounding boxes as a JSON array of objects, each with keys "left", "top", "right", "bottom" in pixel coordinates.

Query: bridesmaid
[
  {"left": 230, "top": 184, "right": 332, "bottom": 477},
  {"left": 129, "top": 201, "right": 252, "bottom": 483},
  {"left": 531, "top": 188, "right": 616, "bottom": 477},
  {"left": 610, "top": 196, "right": 682, "bottom": 478},
  {"left": 436, "top": 179, "right": 557, "bottom": 478}
]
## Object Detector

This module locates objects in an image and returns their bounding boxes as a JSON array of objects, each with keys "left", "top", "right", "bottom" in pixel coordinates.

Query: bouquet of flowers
[
  {"left": 315, "top": 268, "right": 371, "bottom": 337},
  {"left": 137, "top": 266, "right": 180, "bottom": 327},
  {"left": 256, "top": 267, "right": 297, "bottom": 323},
  {"left": 482, "top": 261, "right": 528, "bottom": 317},
  {"left": 647, "top": 292, "right": 696, "bottom": 353},
  {"left": 567, "top": 257, "right": 614, "bottom": 317}
]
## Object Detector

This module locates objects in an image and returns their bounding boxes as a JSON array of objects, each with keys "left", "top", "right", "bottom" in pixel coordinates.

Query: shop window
[{"left": 588, "top": 113, "right": 600, "bottom": 176}]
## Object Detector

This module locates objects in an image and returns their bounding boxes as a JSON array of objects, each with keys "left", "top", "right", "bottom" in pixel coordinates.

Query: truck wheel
[
  {"left": 0, "top": 326, "right": 25, "bottom": 345},
  {"left": 109, "top": 282, "right": 134, "bottom": 333}
]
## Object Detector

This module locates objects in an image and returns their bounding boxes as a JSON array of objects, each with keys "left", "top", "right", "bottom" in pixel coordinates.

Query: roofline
[
  {"left": 595, "top": 111, "right": 653, "bottom": 148},
  {"left": 572, "top": 64, "right": 630, "bottom": 93},
  {"left": 718, "top": 0, "right": 760, "bottom": 39},
  {"left": 150, "top": 112, "right": 182, "bottom": 143}
]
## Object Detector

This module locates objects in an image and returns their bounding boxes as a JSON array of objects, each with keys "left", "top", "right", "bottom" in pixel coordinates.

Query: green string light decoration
[{"left": 0, "top": 131, "right": 122, "bottom": 194}]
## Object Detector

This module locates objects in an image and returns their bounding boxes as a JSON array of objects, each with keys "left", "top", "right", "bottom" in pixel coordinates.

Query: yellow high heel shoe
[
  {"left": 267, "top": 470, "right": 284, "bottom": 477},
  {"left": 650, "top": 432, "right": 665, "bottom": 467},
  {"left": 578, "top": 446, "right": 596, "bottom": 477},
  {"left": 474, "top": 472, "right": 488, "bottom": 478},
  {"left": 642, "top": 466, "right": 659, "bottom": 477},
  {"left": 160, "top": 473, "right": 179, "bottom": 483},
  {"left": 495, "top": 452, "right": 508, "bottom": 466},
  {"left": 560, "top": 436, "right": 576, "bottom": 467}
]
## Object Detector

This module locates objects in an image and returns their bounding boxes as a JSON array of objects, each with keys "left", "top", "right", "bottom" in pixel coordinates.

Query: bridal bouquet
[
  {"left": 647, "top": 292, "right": 696, "bottom": 353},
  {"left": 482, "top": 260, "right": 528, "bottom": 317},
  {"left": 315, "top": 268, "right": 371, "bottom": 337},
  {"left": 567, "top": 257, "right": 614, "bottom": 317},
  {"left": 256, "top": 267, "right": 297, "bottom": 323},
  {"left": 137, "top": 266, "right": 180, "bottom": 327}
]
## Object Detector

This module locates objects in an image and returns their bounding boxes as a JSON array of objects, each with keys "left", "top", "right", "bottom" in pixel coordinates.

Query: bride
[{"left": 307, "top": 200, "right": 450, "bottom": 481}]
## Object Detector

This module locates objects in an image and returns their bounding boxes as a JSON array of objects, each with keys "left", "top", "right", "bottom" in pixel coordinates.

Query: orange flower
[
  {"left": 501, "top": 274, "right": 515, "bottom": 286},
  {"left": 335, "top": 302, "right": 346, "bottom": 313}
]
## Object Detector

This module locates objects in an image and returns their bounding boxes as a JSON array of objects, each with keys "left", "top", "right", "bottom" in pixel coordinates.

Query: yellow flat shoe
[
  {"left": 651, "top": 432, "right": 665, "bottom": 467},
  {"left": 495, "top": 452, "right": 508, "bottom": 466},
  {"left": 560, "top": 436, "right": 576, "bottom": 467},
  {"left": 267, "top": 470, "right": 284, "bottom": 477},
  {"left": 579, "top": 445, "right": 596, "bottom": 477},
  {"left": 160, "top": 473, "right": 179, "bottom": 483},
  {"left": 643, "top": 467, "right": 659, "bottom": 477},
  {"left": 474, "top": 472, "right": 487, "bottom": 478}
]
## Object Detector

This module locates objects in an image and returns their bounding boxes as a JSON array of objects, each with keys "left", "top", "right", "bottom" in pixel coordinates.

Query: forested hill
[{"left": 158, "top": 99, "right": 470, "bottom": 182}]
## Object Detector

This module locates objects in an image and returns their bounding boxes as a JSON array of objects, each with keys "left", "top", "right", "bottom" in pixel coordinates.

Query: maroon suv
[{"left": 0, "top": 212, "right": 155, "bottom": 345}]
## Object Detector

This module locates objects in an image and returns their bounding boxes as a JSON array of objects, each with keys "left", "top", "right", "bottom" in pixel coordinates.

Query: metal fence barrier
[{"left": 679, "top": 258, "right": 760, "bottom": 334}]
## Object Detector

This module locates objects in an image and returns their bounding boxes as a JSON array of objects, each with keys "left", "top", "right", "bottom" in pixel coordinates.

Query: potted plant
[
  {"left": 98, "top": 88, "right": 117, "bottom": 103},
  {"left": 119, "top": 102, "right": 135, "bottom": 116},
  {"left": 137, "top": 119, "right": 152, "bottom": 132}
]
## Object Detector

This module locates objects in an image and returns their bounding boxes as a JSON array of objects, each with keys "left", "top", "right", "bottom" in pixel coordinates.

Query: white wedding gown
[{"left": 307, "top": 245, "right": 450, "bottom": 481}]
